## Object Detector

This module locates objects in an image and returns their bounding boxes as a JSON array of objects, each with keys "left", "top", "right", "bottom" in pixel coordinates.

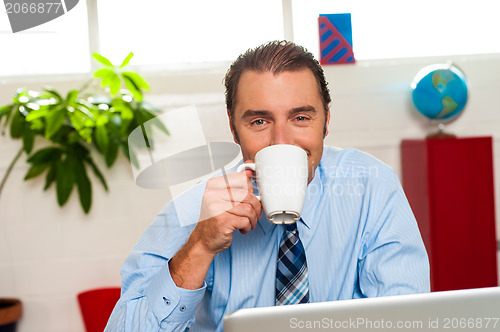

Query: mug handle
[
  {"left": 236, "top": 163, "right": 255, "bottom": 173},
  {"left": 236, "top": 163, "right": 260, "bottom": 201}
]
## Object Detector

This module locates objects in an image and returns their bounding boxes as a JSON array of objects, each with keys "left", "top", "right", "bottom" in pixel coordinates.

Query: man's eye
[
  {"left": 251, "top": 119, "right": 266, "bottom": 126},
  {"left": 295, "top": 116, "right": 308, "bottom": 121}
]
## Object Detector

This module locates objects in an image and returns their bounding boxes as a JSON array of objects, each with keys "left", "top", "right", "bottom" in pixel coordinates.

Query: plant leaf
[
  {"left": 73, "top": 142, "right": 91, "bottom": 158},
  {"left": 9, "top": 108, "right": 24, "bottom": 138},
  {"left": 44, "top": 164, "right": 57, "bottom": 190},
  {"left": 119, "top": 52, "right": 134, "bottom": 68},
  {"left": 122, "top": 75, "right": 143, "bottom": 101},
  {"left": 122, "top": 72, "right": 150, "bottom": 91},
  {"left": 22, "top": 127, "right": 35, "bottom": 154},
  {"left": 95, "top": 123, "right": 109, "bottom": 154},
  {"left": 24, "top": 162, "right": 49, "bottom": 180},
  {"left": 25, "top": 108, "right": 48, "bottom": 122},
  {"left": 74, "top": 158, "right": 92, "bottom": 213},
  {"left": 93, "top": 68, "right": 114, "bottom": 78},
  {"left": 99, "top": 71, "right": 117, "bottom": 89},
  {"left": 105, "top": 139, "right": 119, "bottom": 167},
  {"left": 68, "top": 111, "right": 86, "bottom": 137},
  {"left": 0, "top": 104, "right": 13, "bottom": 116},
  {"left": 43, "top": 88, "right": 63, "bottom": 101},
  {"left": 109, "top": 74, "right": 122, "bottom": 95},
  {"left": 84, "top": 156, "right": 108, "bottom": 191},
  {"left": 27, "top": 147, "right": 63, "bottom": 165},
  {"left": 115, "top": 104, "right": 134, "bottom": 120},
  {"left": 66, "top": 90, "right": 79, "bottom": 106},
  {"left": 105, "top": 116, "right": 123, "bottom": 138},
  {"left": 92, "top": 53, "right": 114, "bottom": 67},
  {"left": 56, "top": 155, "right": 76, "bottom": 206},
  {"left": 96, "top": 113, "right": 109, "bottom": 126},
  {"left": 28, "top": 118, "right": 44, "bottom": 131},
  {"left": 45, "top": 108, "right": 66, "bottom": 139},
  {"left": 0, "top": 104, "right": 14, "bottom": 129}
]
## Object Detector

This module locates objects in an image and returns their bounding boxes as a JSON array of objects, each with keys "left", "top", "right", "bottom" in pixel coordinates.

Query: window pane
[
  {"left": 0, "top": 3, "right": 90, "bottom": 77},
  {"left": 292, "top": 0, "right": 500, "bottom": 60},
  {"left": 97, "top": 0, "right": 284, "bottom": 66}
]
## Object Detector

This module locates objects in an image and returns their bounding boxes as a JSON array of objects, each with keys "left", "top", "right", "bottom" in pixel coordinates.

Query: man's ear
[
  {"left": 227, "top": 109, "right": 239, "bottom": 144},
  {"left": 324, "top": 108, "right": 331, "bottom": 138}
]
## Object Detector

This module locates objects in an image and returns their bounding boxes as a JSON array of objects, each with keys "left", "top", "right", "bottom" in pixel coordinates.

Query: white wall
[{"left": 1, "top": 53, "right": 499, "bottom": 332}]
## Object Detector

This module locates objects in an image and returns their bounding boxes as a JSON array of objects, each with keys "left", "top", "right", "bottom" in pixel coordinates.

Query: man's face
[{"left": 229, "top": 69, "right": 330, "bottom": 183}]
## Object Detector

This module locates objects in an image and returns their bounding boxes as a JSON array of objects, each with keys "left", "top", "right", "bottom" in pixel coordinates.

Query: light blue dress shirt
[{"left": 105, "top": 146, "right": 430, "bottom": 332}]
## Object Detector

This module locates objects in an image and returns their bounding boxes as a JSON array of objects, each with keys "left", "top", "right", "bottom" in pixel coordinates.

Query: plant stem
[{"left": 0, "top": 146, "right": 23, "bottom": 200}]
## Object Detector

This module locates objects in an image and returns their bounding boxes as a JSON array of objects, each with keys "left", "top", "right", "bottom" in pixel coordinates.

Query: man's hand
[
  {"left": 194, "top": 170, "right": 261, "bottom": 253},
  {"left": 169, "top": 168, "right": 261, "bottom": 289}
]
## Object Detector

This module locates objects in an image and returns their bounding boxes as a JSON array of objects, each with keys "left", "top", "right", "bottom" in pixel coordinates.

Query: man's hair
[{"left": 224, "top": 40, "right": 331, "bottom": 141}]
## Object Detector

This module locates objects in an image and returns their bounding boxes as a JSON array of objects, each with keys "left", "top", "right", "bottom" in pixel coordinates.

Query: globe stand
[{"left": 426, "top": 123, "right": 456, "bottom": 139}]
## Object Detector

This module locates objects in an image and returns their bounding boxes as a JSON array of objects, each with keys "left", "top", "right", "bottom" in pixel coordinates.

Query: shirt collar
[
  {"left": 299, "top": 163, "right": 323, "bottom": 230},
  {"left": 257, "top": 215, "right": 275, "bottom": 235}
]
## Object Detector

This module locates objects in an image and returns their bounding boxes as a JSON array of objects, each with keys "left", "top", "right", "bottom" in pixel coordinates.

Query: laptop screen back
[{"left": 223, "top": 287, "right": 500, "bottom": 331}]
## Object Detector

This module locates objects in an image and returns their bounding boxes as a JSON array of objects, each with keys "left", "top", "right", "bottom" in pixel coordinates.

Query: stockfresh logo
[{"left": 4, "top": 0, "right": 79, "bottom": 33}]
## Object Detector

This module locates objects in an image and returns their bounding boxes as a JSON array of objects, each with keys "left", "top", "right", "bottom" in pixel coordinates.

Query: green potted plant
[
  {"left": 0, "top": 52, "right": 167, "bottom": 213},
  {"left": 0, "top": 53, "right": 167, "bottom": 330}
]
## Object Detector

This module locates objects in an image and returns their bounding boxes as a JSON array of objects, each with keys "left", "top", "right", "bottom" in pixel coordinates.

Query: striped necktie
[{"left": 275, "top": 222, "right": 309, "bottom": 305}]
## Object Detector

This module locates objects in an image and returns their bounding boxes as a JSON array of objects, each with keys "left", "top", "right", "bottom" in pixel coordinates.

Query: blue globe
[{"left": 411, "top": 64, "right": 468, "bottom": 122}]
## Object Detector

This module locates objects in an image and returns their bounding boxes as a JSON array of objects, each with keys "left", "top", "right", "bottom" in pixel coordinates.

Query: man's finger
[
  {"left": 208, "top": 172, "right": 252, "bottom": 190},
  {"left": 217, "top": 214, "right": 253, "bottom": 235}
]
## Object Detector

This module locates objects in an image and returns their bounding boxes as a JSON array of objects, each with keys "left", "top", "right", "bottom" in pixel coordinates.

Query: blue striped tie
[{"left": 275, "top": 223, "right": 309, "bottom": 305}]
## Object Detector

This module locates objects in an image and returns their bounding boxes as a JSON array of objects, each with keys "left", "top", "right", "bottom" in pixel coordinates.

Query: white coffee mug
[{"left": 237, "top": 144, "right": 308, "bottom": 224}]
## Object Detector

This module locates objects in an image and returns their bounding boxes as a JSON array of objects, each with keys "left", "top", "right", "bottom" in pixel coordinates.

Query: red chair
[{"left": 77, "top": 287, "right": 121, "bottom": 332}]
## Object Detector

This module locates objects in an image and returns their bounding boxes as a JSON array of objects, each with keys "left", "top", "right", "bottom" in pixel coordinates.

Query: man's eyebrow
[
  {"left": 240, "top": 110, "right": 272, "bottom": 120},
  {"left": 240, "top": 106, "right": 318, "bottom": 120},
  {"left": 288, "top": 105, "right": 318, "bottom": 115}
]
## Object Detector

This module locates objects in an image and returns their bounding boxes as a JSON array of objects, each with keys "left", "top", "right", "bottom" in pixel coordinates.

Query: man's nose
[{"left": 270, "top": 123, "right": 293, "bottom": 145}]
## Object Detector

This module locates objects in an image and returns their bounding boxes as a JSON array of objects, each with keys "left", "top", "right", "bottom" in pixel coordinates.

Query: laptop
[{"left": 223, "top": 287, "right": 500, "bottom": 331}]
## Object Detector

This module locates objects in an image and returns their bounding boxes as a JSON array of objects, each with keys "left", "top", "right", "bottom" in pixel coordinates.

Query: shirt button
[
  {"left": 180, "top": 305, "right": 187, "bottom": 312},
  {"left": 161, "top": 321, "right": 168, "bottom": 329},
  {"left": 163, "top": 297, "right": 170, "bottom": 305}
]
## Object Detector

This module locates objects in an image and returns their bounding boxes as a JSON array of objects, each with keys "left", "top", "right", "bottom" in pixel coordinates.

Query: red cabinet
[{"left": 401, "top": 137, "right": 497, "bottom": 291}]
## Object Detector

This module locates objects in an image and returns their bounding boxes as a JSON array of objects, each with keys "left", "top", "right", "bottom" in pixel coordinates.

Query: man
[{"left": 105, "top": 41, "right": 430, "bottom": 331}]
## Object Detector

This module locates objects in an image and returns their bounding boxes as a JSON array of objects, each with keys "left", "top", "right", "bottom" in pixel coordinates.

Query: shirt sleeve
[
  {"left": 146, "top": 261, "right": 207, "bottom": 326},
  {"left": 105, "top": 199, "right": 206, "bottom": 331},
  {"left": 357, "top": 168, "right": 431, "bottom": 297},
  {"left": 105, "top": 262, "right": 206, "bottom": 332}
]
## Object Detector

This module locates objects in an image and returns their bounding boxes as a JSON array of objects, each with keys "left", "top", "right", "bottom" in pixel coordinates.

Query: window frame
[{"left": 2, "top": 0, "right": 500, "bottom": 87}]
